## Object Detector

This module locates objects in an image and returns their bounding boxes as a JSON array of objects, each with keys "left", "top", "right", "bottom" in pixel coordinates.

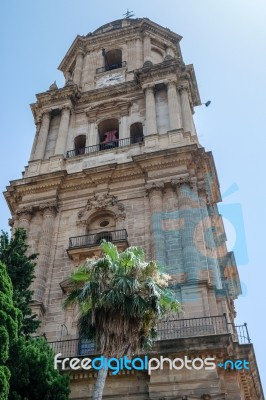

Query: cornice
[
  {"left": 30, "top": 85, "right": 80, "bottom": 121},
  {"left": 5, "top": 148, "right": 222, "bottom": 213}
]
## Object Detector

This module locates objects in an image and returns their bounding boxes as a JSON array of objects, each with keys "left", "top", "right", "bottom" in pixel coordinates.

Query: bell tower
[{"left": 4, "top": 17, "right": 264, "bottom": 400}]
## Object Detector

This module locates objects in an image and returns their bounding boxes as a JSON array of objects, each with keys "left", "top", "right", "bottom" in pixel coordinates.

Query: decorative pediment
[{"left": 77, "top": 193, "right": 126, "bottom": 225}]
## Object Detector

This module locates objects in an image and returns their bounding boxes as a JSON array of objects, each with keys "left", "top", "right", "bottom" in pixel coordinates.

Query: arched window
[
  {"left": 130, "top": 122, "right": 144, "bottom": 144},
  {"left": 98, "top": 119, "right": 119, "bottom": 150},
  {"left": 74, "top": 135, "right": 86, "bottom": 155},
  {"left": 105, "top": 49, "right": 122, "bottom": 71}
]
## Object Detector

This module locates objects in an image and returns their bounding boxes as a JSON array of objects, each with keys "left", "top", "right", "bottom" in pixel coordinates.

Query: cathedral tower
[{"left": 4, "top": 18, "right": 264, "bottom": 400}]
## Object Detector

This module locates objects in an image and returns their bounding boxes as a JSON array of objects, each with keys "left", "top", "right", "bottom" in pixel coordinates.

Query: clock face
[{"left": 96, "top": 72, "right": 125, "bottom": 88}]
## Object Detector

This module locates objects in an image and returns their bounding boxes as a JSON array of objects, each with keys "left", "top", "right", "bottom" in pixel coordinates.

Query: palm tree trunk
[{"left": 92, "top": 367, "right": 108, "bottom": 400}]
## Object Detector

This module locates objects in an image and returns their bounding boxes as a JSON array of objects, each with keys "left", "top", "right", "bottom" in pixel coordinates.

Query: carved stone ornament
[
  {"left": 8, "top": 218, "right": 14, "bottom": 227},
  {"left": 86, "top": 193, "right": 122, "bottom": 211},
  {"left": 77, "top": 193, "right": 126, "bottom": 225}
]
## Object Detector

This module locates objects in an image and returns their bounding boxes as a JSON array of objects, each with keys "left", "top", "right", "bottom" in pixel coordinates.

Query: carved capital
[
  {"left": 39, "top": 201, "right": 58, "bottom": 216},
  {"left": 177, "top": 84, "right": 189, "bottom": 94},
  {"left": 61, "top": 105, "right": 72, "bottom": 113},
  {"left": 171, "top": 177, "right": 192, "bottom": 191},
  {"left": 145, "top": 181, "right": 164, "bottom": 194},
  {"left": 16, "top": 206, "right": 33, "bottom": 218},
  {"left": 76, "top": 48, "right": 85, "bottom": 57},
  {"left": 166, "top": 79, "right": 177, "bottom": 89},
  {"left": 142, "top": 83, "right": 154, "bottom": 92}
]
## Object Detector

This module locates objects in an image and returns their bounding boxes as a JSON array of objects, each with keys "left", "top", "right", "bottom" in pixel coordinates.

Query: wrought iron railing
[
  {"left": 230, "top": 322, "right": 251, "bottom": 344},
  {"left": 157, "top": 315, "right": 228, "bottom": 341},
  {"left": 66, "top": 136, "right": 143, "bottom": 158},
  {"left": 96, "top": 61, "right": 126, "bottom": 74},
  {"left": 48, "top": 316, "right": 251, "bottom": 359},
  {"left": 69, "top": 229, "right": 128, "bottom": 249}
]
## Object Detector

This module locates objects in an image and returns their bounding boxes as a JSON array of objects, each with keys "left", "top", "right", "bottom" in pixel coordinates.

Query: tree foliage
[
  {"left": 64, "top": 241, "right": 180, "bottom": 358},
  {"left": 0, "top": 228, "right": 70, "bottom": 399},
  {"left": 7, "top": 337, "right": 69, "bottom": 400},
  {"left": 0, "top": 228, "right": 39, "bottom": 335},
  {"left": 0, "top": 261, "right": 21, "bottom": 400}
]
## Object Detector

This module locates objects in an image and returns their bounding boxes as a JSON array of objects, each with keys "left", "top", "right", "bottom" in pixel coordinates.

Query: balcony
[
  {"left": 66, "top": 136, "right": 143, "bottom": 159},
  {"left": 48, "top": 316, "right": 251, "bottom": 359},
  {"left": 96, "top": 61, "right": 126, "bottom": 74},
  {"left": 67, "top": 229, "right": 129, "bottom": 261}
]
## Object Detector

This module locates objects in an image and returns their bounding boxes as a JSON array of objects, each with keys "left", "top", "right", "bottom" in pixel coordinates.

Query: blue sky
[{"left": 1, "top": 0, "right": 266, "bottom": 390}]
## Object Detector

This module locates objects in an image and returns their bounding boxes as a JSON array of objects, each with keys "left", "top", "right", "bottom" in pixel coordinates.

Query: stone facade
[{"left": 4, "top": 18, "right": 264, "bottom": 400}]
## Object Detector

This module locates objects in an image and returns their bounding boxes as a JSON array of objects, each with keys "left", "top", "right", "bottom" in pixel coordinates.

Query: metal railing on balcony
[
  {"left": 69, "top": 229, "right": 128, "bottom": 249},
  {"left": 66, "top": 136, "right": 143, "bottom": 158},
  {"left": 157, "top": 315, "right": 228, "bottom": 341},
  {"left": 96, "top": 61, "right": 126, "bottom": 74},
  {"left": 230, "top": 322, "right": 251, "bottom": 344},
  {"left": 48, "top": 316, "right": 251, "bottom": 359}
]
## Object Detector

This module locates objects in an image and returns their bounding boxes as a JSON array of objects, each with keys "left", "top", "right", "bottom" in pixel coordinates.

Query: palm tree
[{"left": 64, "top": 241, "right": 180, "bottom": 400}]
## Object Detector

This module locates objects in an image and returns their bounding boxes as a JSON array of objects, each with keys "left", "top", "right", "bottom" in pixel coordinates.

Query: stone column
[
  {"left": 179, "top": 86, "right": 196, "bottom": 135},
  {"left": 33, "top": 111, "right": 51, "bottom": 160},
  {"left": 54, "top": 107, "right": 71, "bottom": 155},
  {"left": 145, "top": 182, "right": 165, "bottom": 264},
  {"left": 167, "top": 80, "right": 182, "bottom": 130},
  {"left": 143, "top": 34, "right": 152, "bottom": 64},
  {"left": 73, "top": 50, "right": 84, "bottom": 87},
  {"left": 144, "top": 85, "right": 157, "bottom": 135},
  {"left": 33, "top": 204, "right": 57, "bottom": 304}
]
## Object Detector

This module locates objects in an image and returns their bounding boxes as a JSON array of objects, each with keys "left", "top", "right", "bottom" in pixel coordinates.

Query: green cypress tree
[
  {"left": 0, "top": 228, "right": 39, "bottom": 335},
  {"left": 0, "top": 261, "right": 21, "bottom": 400},
  {"left": 0, "top": 228, "right": 70, "bottom": 399},
  {"left": 8, "top": 337, "right": 69, "bottom": 400}
]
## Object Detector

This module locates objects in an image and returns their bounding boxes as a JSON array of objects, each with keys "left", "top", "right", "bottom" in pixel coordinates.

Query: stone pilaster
[
  {"left": 166, "top": 46, "right": 175, "bottom": 58},
  {"left": 73, "top": 50, "right": 84, "bottom": 87},
  {"left": 33, "top": 203, "right": 57, "bottom": 304},
  {"left": 145, "top": 182, "right": 165, "bottom": 264},
  {"left": 179, "top": 85, "right": 196, "bottom": 135},
  {"left": 198, "top": 189, "right": 222, "bottom": 289},
  {"left": 119, "top": 115, "right": 128, "bottom": 140},
  {"left": 173, "top": 179, "right": 201, "bottom": 282},
  {"left": 143, "top": 34, "right": 152, "bottom": 64},
  {"left": 81, "top": 52, "right": 95, "bottom": 89},
  {"left": 87, "top": 120, "right": 97, "bottom": 146},
  {"left": 33, "top": 111, "right": 51, "bottom": 160},
  {"left": 16, "top": 207, "right": 32, "bottom": 236},
  {"left": 54, "top": 106, "right": 71, "bottom": 155},
  {"left": 135, "top": 37, "right": 143, "bottom": 69},
  {"left": 167, "top": 80, "right": 182, "bottom": 130},
  {"left": 144, "top": 85, "right": 157, "bottom": 135},
  {"left": 29, "top": 120, "right": 41, "bottom": 161}
]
